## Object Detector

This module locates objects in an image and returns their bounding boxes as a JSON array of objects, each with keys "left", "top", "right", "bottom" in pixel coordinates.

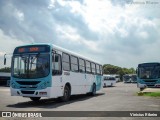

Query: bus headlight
[
  {"left": 39, "top": 81, "right": 50, "bottom": 89},
  {"left": 11, "top": 83, "right": 16, "bottom": 88}
]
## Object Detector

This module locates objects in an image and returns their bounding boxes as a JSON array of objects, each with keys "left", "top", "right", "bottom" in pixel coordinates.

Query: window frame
[
  {"left": 85, "top": 60, "right": 91, "bottom": 74},
  {"left": 52, "top": 52, "right": 62, "bottom": 76},
  {"left": 79, "top": 58, "right": 86, "bottom": 73},
  {"left": 62, "top": 52, "right": 71, "bottom": 71},
  {"left": 91, "top": 62, "right": 96, "bottom": 74},
  {"left": 70, "top": 55, "right": 79, "bottom": 72}
]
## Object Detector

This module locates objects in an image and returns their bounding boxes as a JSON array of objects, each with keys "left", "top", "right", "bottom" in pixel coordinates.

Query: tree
[
  {"left": 103, "top": 64, "right": 136, "bottom": 80},
  {"left": 0, "top": 67, "right": 11, "bottom": 72}
]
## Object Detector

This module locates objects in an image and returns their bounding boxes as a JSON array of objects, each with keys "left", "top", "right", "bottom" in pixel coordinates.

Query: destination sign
[{"left": 14, "top": 45, "right": 50, "bottom": 54}]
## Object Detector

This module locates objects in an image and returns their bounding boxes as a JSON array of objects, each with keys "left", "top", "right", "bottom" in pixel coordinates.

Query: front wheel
[
  {"left": 60, "top": 85, "right": 71, "bottom": 102},
  {"left": 30, "top": 97, "right": 41, "bottom": 101},
  {"left": 140, "top": 88, "right": 144, "bottom": 91}
]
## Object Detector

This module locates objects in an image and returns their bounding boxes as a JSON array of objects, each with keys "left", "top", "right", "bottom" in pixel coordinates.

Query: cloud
[
  {"left": 0, "top": 29, "right": 28, "bottom": 68},
  {"left": 0, "top": 0, "right": 160, "bottom": 69}
]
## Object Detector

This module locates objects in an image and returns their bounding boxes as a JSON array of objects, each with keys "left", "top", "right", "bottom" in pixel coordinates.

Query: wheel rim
[{"left": 64, "top": 89, "right": 69, "bottom": 99}]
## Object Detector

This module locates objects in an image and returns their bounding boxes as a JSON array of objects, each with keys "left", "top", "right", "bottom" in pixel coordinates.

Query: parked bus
[
  {"left": 6, "top": 44, "right": 103, "bottom": 101},
  {"left": 113, "top": 74, "right": 120, "bottom": 82},
  {"left": 137, "top": 62, "right": 160, "bottom": 91},
  {"left": 123, "top": 74, "right": 132, "bottom": 83},
  {"left": 131, "top": 74, "right": 137, "bottom": 83},
  {"left": 103, "top": 75, "right": 116, "bottom": 87}
]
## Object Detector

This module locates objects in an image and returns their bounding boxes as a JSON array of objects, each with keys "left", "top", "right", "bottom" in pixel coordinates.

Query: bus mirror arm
[
  {"left": 4, "top": 54, "right": 6, "bottom": 65},
  {"left": 136, "top": 68, "right": 138, "bottom": 74}
]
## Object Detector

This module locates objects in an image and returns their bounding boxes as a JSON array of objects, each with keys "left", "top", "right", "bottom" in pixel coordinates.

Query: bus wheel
[
  {"left": 30, "top": 97, "right": 41, "bottom": 101},
  {"left": 60, "top": 85, "right": 71, "bottom": 102},
  {"left": 140, "top": 88, "right": 144, "bottom": 91},
  {"left": 91, "top": 84, "right": 96, "bottom": 96}
]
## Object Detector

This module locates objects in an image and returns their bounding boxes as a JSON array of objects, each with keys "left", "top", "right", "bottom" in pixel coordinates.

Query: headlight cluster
[
  {"left": 40, "top": 81, "right": 50, "bottom": 89},
  {"left": 11, "top": 82, "right": 17, "bottom": 88}
]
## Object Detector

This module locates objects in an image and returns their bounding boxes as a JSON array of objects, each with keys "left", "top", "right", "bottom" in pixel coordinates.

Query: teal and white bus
[
  {"left": 137, "top": 62, "right": 160, "bottom": 91},
  {"left": 8, "top": 44, "right": 103, "bottom": 101}
]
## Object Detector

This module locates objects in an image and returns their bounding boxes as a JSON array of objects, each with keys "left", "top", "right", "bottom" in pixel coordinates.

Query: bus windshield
[
  {"left": 139, "top": 66, "right": 160, "bottom": 79},
  {"left": 104, "top": 77, "right": 115, "bottom": 81},
  {"left": 12, "top": 53, "right": 50, "bottom": 79}
]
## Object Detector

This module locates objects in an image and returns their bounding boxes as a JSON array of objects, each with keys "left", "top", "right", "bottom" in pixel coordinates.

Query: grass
[{"left": 137, "top": 92, "right": 160, "bottom": 97}]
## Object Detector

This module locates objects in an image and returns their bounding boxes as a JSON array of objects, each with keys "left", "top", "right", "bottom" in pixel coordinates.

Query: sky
[{"left": 0, "top": 0, "right": 160, "bottom": 69}]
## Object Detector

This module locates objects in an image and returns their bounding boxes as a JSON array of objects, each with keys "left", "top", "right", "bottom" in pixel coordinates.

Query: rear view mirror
[
  {"left": 4, "top": 54, "right": 6, "bottom": 65},
  {"left": 136, "top": 68, "right": 138, "bottom": 74}
]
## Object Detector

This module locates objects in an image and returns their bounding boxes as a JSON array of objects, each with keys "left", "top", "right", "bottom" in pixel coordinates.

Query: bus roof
[
  {"left": 138, "top": 62, "right": 160, "bottom": 67},
  {"left": 51, "top": 44, "right": 101, "bottom": 65},
  {"left": 13, "top": 43, "right": 101, "bottom": 65}
]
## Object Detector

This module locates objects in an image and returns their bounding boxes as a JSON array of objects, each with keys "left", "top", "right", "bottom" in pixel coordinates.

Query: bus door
[{"left": 52, "top": 53, "right": 63, "bottom": 95}]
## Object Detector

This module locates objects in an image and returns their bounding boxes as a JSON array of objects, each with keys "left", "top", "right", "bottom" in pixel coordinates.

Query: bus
[
  {"left": 6, "top": 43, "right": 103, "bottom": 102},
  {"left": 123, "top": 74, "right": 132, "bottom": 83},
  {"left": 131, "top": 74, "right": 137, "bottom": 83},
  {"left": 137, "top": 62, "right": 160, "bottom": 91},
  {"left": 103, "top": 75, "right": 116, "bottom": 87},
  {"left": 112, "top": 74, "right": 120, "bottom": 82}
]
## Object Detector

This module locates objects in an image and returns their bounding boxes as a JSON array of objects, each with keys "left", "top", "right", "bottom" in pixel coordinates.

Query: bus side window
[
  {"left": 96, "top": 64, "right": 100, "bottom": 75},
  {"left": 52, "top": 53, "right": 62, "bottom": 75},
  {"left": 91, "top": 63, "right": 96, "bottom": 74},
  {"left": 86, "top": 61, "right": 91, "bottom": 74},
  {"left": 100, "top": 65, "right": 103, "bottom": 75}
]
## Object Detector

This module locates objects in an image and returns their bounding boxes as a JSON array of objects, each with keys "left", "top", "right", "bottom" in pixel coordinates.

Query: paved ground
[{"left": 0, "top": 82, "right": 159, "bottom": 120}]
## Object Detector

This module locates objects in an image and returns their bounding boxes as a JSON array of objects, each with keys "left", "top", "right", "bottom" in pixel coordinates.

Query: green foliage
[
  {"left": 143, "top": 92, "right": 160, "bottom": 97},
  {"left": 0, "top": 67, "right": 11, "bottom": 73},
  {"left": 103, "top": 64, "right": 136, "bottom": 80}
]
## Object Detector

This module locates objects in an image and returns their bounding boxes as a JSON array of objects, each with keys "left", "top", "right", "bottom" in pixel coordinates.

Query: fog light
[
  {"left": 35, "top": 92, "right": 38, "bottom": 95},
  {"left": 39, "top": 92, "right": 47, "bottom": 95},
  {"left": 155, "top": 85, "right": 160, "bottom": 88},
  {"left": 17, "top": 91, "right": 20, "bottom": 95}
]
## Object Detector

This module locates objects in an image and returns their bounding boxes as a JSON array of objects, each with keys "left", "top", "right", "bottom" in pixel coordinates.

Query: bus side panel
[
  {"left": 61, "top": 71, "right": 88, "bottom": 95},
  {"left": 50, "top": 75, "right": 63, "bottom": 98},
  {"left": 86, "top": 74, "right": 95, "bottom": 92},
  {"left": 96, "top": 75, "right": 102, "bottom": 91}
]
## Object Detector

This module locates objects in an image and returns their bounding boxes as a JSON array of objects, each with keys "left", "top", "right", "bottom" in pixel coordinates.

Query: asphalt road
[{"left": 0, "top": 82, "right": 159, "bottom": 120}]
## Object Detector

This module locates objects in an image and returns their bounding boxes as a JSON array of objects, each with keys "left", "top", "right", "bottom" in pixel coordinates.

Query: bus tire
[
  {"left": 60, "top": 85, "right": 71, "bottom": 102},
  {"left": 140, "top": 88, "right": 144, "bottom": 91},
  {"left": 91, "top": 83, "right": 96, "bottom": 96},
  {"left": 30, "top": 97, "right": 41, "bottom": 101}
]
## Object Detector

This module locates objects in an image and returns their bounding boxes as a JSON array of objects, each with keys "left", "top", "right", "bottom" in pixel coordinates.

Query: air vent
[
  {"left": 21, "top": 91, "right": 35, "bottom": 94},
  {"left": 16, "top": 81, "right": 40, "bottom": 85}
]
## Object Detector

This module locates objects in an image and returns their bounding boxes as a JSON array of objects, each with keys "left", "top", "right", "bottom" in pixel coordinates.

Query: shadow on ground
[{"left": 7, "top": 93, "right": 104, "bottom": 109}]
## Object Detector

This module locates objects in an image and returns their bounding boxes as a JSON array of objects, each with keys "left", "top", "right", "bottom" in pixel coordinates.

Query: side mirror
[
  {"left": 4, "top": 54, "right": 6, "bottom": 65},
  {"left": 136, "top": 68, "right": 138, "bottom": 74}
]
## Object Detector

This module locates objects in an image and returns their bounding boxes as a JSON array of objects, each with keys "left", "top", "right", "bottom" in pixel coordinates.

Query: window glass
[
  {"left": 91, "top": 63, "right": 96, "bottom": 74},
  {"left": 86, "top": 61, "right": 91, "bottom": 73},
  {"left": 62, "top": 53, "right": 70, "bottom": 71},
  {"left": 71, "top": 56, "right": 78, "bottom": 72},
  {"left": 96, "top": 64, "right": 100, "bottom": 74},
  {"left": 79, "top": 58, "right": 85, "bottom": 73},
  {"left": 52, "top": 53, "right": 62, "bottom": 75},
  {"left": 100, "top": 65, "right": 102, "bottom": 75}
]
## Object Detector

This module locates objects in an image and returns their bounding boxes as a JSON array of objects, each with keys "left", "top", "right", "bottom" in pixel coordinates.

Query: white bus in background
[
  {"left": 7, "top": 43, "right": 103, "bottom": 102},
  {"left": 103, "top": 75, "right": 116, "bottom": 87},
  {"left": 123, "top": 74, "right": 132, "bottom": 83},
  {"left": 113, "top": 74, "right": 120, "bottom": 82}
]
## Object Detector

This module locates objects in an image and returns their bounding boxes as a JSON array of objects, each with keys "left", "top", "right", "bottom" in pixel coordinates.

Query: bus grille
[
  {"left": 143, "top": 80, "right": 157, "bottom": 83},
  {"left": 143, "top": 80, "right": 158, "bottom": 86},
  {"left": 16, "top": 81, "right": 40, "bottom": 85},
  {"left": 21, "top": 91, "right": 35, "bottom": 94}
]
